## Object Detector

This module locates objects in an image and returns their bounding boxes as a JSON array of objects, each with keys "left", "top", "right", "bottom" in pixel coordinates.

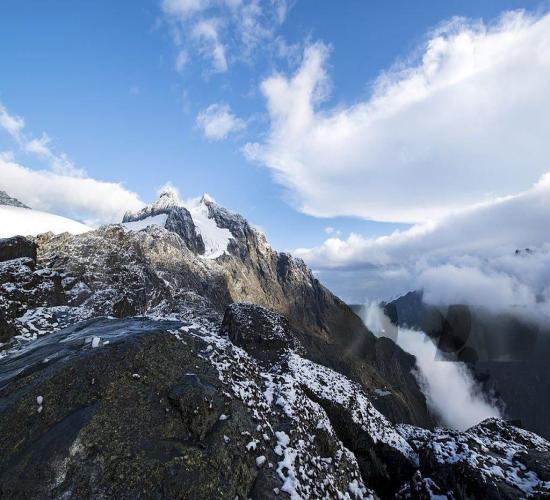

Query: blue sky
[{"left": 2, "top": 0, "right": 550, "bottom": 302}]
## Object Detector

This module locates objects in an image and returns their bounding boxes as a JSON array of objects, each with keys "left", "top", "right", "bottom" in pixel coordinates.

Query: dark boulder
[
  {"left": 0, "top": 236, "right": 37, "bottom": 262},
  {"left": 0, "top": 318, "right": 267, "bottom": 499},
  {"left": 112, "top": 296, "right": 137, "bottom": 318},
  {"left": 221, "top": 303, "right": 296, "bottom": 364},
  {"left": 168, "top": 373, "right": 223, "bottom": 440}
]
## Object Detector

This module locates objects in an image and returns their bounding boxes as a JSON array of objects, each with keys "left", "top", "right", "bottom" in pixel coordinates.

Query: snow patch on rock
[
  {"left": 186, "top": 196, "right": 232, "bottom": 259},
  {"left": 122, "top": 213, "right": 168, "bottom": 232}
]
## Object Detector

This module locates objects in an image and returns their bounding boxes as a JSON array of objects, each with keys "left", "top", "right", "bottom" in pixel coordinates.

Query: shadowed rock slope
[{"left": 1, "top": 305, "right": 549, "bottom": 499}]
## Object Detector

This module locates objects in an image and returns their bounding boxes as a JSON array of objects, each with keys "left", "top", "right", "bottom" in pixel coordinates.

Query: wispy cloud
[
  {"left": 196, "top": 103, "right": 246, "bottom": 140},
  {"left": 0, "top": 102, "right": 84, "bottom": 176},
  {"left": 160, "top": 0, "right": 291, "bottom": 74},
  {"left": 191, "top": 18, "right": 228, "bottom": 73},
  {"left": 0, "top": 104, "right": 25, "bottom": 140},
  {"left": 0, "top": 102, "right": 144, "bottom": 224}
]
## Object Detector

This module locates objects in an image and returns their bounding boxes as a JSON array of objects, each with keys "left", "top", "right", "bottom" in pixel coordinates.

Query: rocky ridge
[
  {"left": 1, "top": 191, "right": 432, "bottom": 427},
  {"left": 1, "top": 191, "right": 549, "bottom": 498},
  {"left": 0, "top": 190, "right": 28, "bottom": 209},
  {"left": 1, "top": 303, "right": 549, "bottom": 499}
]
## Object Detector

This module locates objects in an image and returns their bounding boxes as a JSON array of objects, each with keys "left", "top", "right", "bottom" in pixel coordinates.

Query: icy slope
[{"left": 0, "top": 205, "right": 91, "bottom": 238}]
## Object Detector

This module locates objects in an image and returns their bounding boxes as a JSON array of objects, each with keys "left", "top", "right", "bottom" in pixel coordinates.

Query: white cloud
[
  {"left": 324, "top": 226, "right": 340, "bottom": 236},
  {"left": 196, "top": 103, "right": 245, "bottom": 140},
  {"left": 24, "top": 133, "right": 85, "bottom": 177},
  {"left": 246, "top": 11, "right": 550, "bottom": 223},
  {"left": 0, "top": 101, "right": 84, "bottom": 177},
  {"left": 296, "top": 174, "right": 550, "bottom": 318},
  {"left": 191, "top": 19, "right": 228, "bottom": 73},
  {"left": 365, "top": 304, "right": 501, "bottom": 430},
  {"left": 175, "top": 49, "right": 189, "bottom": 72},
  {"left": 161, "top": 0, "right": 290, "bottom": 73},
  {"left": 0, "top": 104, "right": 25, "bottom": 141},
  {"left": 0, "top": 158, "right": 144, "bottom": 226},
  {"left": 161, "top": 0, "right": 209, "bottom": 18}
]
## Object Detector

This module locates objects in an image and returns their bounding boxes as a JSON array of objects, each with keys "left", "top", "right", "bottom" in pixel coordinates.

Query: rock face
[
  {"left": 397, "top": 418, "right": 550, "bottom": 499},
  {"left": 0, "top": 239, "right": 66, "bottom": 343},
  {"left": 0, "top": 190, "right": 28, "bottom": 209},
  {"left": 0, "top": 236, "right": 37, "bottom": 262},
  {"left": 122, "top": 190, "right": 205, "bottom": 255},
  {"left": 0, "top": 192, "right": 432, "bottom": 428},
  {"left": 1, "top": 305, "right": 549, "bottom": 499},
  {"left": 221, "top": 303, "right": 299, "bottom": 365}
]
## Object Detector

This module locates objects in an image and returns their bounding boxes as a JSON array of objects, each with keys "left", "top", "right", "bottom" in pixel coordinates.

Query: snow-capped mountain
[
  {"left": 1, "top": 191, "right": 549, "bottom": 499},
  {"left": 122, "top": 189, "right": 232, "bottom": 258},
  {"left": 0, "top": 191, "right": 91, "bottom": 238}
]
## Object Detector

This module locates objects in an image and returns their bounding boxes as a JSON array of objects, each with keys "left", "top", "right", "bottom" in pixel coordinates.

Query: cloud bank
[
  {"left": 0, "top": 159, "right": 144, "bottom": 226},
  {"left": 246, "top": 10, "right": 550, "bottom": 222},
  {"left": 297, "top": 174, "right": 550, "bottom": 318}
]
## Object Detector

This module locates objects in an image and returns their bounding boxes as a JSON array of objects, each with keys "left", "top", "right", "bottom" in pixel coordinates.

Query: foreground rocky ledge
[
  {"left": 1, "top": 304, "right": 549, "bottom": 499},
  {"left": 1, "top": 193, "right": 549, "bottom": 498}
]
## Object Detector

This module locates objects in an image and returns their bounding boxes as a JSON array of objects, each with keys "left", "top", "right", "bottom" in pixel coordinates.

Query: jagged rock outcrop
[
  {"left": 0, "top": 236, "right": 37, "bottom": 262},
  {"left": 0, "top": 238, "right": 66, "bottom": 343},
  {"left": 122, "top": 190, "right": 205, "bottom": 254},
  {"left": 397, "top": 418, "right": 550, "bottom": 498},
  {"left": 221, "top": 302, "right": 300, "bottom": 365},
  {"left": 1, "top": 192, "right": 433, "bottom": 428},
  {"left": 0, "top": 190, "right": 29, "bottom": 209},
  {"left": 1, "top": 304, "right": 548, "bottom": 499}
]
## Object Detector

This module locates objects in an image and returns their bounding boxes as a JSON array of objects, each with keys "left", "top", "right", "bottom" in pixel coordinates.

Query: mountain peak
[
  {"left": 0, "top": 190, "right": 29, "bottom": 209},
  {"left": 199, "top": 193, "right": 215, "bottom": 205},
  {"left": 154, "top": 188, "right": 182, "bottom": 210}
]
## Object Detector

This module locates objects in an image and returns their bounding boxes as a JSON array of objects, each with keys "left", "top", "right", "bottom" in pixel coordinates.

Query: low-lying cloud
[
  {"left": 365, "top": 304, "right": 501, "bottom": 430},
  {"left": 0, "top": 159, "right": 144, "bottom": 226},
  {"left": 296, "top": 174, "right": 550, "bottom": 322}
]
